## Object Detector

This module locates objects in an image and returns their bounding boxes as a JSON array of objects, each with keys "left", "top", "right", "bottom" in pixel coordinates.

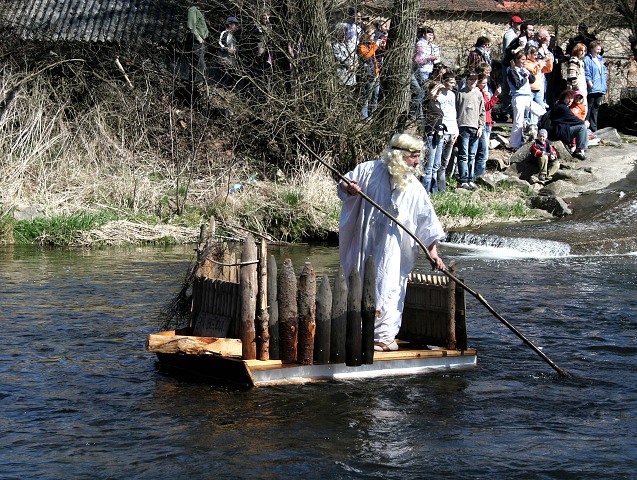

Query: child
[
  {"left": 531, "top": 129, "right": 559, "bottom": 181},
  {"left": 570, "top": 90, "right": 587, "bottom": 121}
]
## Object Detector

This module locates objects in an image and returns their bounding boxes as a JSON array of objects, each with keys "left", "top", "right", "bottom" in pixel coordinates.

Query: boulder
[
  {"left": 551, "top": 169, "right": 596, "bottom": 185},
  {"left": 476, "top": 172, "right": 508, "bottom": 190},
  {"left": 538, "top": 180, "right": 577, "bottom": 197},
  {"left": 498, "top": 176, "right": 535, "bottom": 194},
  {"left": 529, "top": 195, "right": 572, "bottom": 216},
  {"left": 508, "top": 143, "right": 532, "bottom": 164},
  {"left": 13, "top": 203, "right": 46, "bottom": 221},
  {"left": 595, "top": 127, "right": 623, "bottom": 145}
]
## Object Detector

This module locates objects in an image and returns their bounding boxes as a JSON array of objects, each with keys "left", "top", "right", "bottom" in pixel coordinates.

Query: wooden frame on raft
[{"left": 147, "top": 225, "right": 476, "bottom": 386}]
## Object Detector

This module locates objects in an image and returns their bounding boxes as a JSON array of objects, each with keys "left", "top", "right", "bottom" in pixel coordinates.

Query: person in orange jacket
[{"left": 358, "top": 25, "right": 381, "bottom": 118}]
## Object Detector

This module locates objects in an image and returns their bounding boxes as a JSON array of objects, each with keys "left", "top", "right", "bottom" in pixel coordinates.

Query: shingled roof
[
  {"left": 422, "top": 0, "right": 531, "bottom": 14},
  {"left": 0, "top": 0, "right": 188, "bottom": 44}
]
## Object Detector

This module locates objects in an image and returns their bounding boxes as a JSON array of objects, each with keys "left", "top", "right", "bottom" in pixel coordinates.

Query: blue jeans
[
  {"left": 475, "top": 124, "right": 491, "bottom": 178},
  {"left": 457, "top": 126, "right": 480, "bottom": 184},
  {"left": 422, "top": 133, "right": 445, "bottom": 192},
  {"left": 410, "top": 71, "right": 429, "bottom": 120},
  {"left": 569, "top": 124, "right": 589, "bottom": 150},
  {"left": 361, "top": 77, "right": 380, "bottom": 118}
]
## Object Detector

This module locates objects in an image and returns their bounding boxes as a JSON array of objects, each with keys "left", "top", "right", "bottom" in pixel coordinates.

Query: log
[
  {"left": 258, "top": 239, "right": 270, "bottom": 360},
  {"left": 240, "top": 235, "right": 258, "bottom": 359},
  {"left": 267, "top": 254, "right": 279, "bottom": 359},
  {"left": 147, "top": 332, "right": 242, "bottom": 356},
  {"left": 361, "top": 256, "right": 376, "bottom": 364},
  {"left": 314, "top": 274, "right": 332, "bottom": 364},
  {"left": 278, "top": 258, "right": 298, "bottom": 362},
  {"left": 330, "top": 266, "right": 347, "bottom": 364},
  {"left": 297, "top": 262, "right": 317, "bottom": 365},
  {"left": 346, "top": 267, "right": 362, "bottom": 367},
  {"left": 447, "top": 263, "right": 457, "bottom": 350}
]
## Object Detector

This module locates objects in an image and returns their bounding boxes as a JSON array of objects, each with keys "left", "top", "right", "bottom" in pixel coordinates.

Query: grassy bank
[{"left": 0, "top": 64, "right": 539, "bottom": 247}]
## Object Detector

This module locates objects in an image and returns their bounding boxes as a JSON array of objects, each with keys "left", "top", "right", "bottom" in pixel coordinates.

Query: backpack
[{"left": 537, "top": 109, "right": 552, "bottom": 132}]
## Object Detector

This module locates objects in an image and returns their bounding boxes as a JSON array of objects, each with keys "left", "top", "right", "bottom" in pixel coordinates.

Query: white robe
[{"left": 338, "top": 160, "right": 446, "bottom": 344}]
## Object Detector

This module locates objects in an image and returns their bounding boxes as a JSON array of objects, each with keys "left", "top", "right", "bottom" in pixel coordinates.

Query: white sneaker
[{"left": 468, "top": 181, "right": 478, "bottom": 190}]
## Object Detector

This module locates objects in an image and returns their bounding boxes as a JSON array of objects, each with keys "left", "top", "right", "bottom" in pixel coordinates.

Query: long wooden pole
[{"left": 295, "top": 135, "right": 572, "bottom": 378}]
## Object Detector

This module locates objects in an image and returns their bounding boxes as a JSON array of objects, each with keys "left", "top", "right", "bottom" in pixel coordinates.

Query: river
[{"left": 1, "top": 202, "right": 636, "bottom": 478}]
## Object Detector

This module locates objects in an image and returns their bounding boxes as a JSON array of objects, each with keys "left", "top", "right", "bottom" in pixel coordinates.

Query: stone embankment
[{"left": 477, "top": 128, "right": 637, "bottom": 217}]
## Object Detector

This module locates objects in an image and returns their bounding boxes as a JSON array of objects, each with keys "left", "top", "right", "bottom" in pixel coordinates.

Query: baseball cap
[{"left": 511, "top": 15, "right": 524, "bottom": 23}]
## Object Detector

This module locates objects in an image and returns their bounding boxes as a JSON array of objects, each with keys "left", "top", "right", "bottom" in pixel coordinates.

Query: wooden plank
[{"left": 193, "top": 312, "right": 232, "bottom": 337}]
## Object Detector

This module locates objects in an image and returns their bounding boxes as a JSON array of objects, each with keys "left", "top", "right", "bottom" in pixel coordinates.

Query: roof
[
  {"left": 0, "top": 0, "right": 188, "bottom": 44},
  {"left": 422, "top": 0, "right": 532, "bottom": 14}
]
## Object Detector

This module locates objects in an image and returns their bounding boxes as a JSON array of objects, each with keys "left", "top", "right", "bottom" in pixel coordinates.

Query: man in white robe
[{"left": 338, "top": 133, "right": 446, "bottom": 351}]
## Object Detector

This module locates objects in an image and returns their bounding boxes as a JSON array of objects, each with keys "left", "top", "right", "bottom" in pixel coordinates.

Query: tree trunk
[{"left": 376, "top": 0, "right": 420, "bottom": 133}]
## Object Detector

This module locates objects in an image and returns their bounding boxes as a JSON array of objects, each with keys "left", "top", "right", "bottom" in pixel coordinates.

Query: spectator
[
  {"left": 429, "top": 73, "right": 458, "bottom": 192},
  {"left": 566, "top": 24, "right": 599, "bottom": 57},
  {"left": 531, "top": 129, "right": 560, "bottom": 181},
  {"left": 411, "top": 27, "right": 440, "bottom": 120},
  {"left": 507, "top": 48, "right": 545, "bottom": 149},
  {"left": 567, "top": 43, "right": 588, "bottom": 109},
  {"left": 524, "top": 45, "right": 552, "bottom": 129},
  {"left": 217, "top": 16, "right": 240, "bottom": 88},
  {"left": 584, "top": 40, "right": 608, "bottom": 132},
  {"left": 569, "top": 90, "right": 587, "bottom": 121},
  {"left": 475, "top": 62, "right": 498, "bottom": 96},
  {"left": 466, "top": 36, "right": 492, "bottom": 73},
  {"left": 333, "top": 23, "right": 357, "bottom": 87},
  {"left": 546, "top": 34, "right": 566, "bottom": 105},
  {"left": 347, "top": 11, "right": 366, "bottom": 47},
  {"left": 535, "top": 29, "right": 555, "bottom": 105},
  {"left": 455, "top": 73, "right": 485, "bottom": 190},
  {"left": 186, "top": 4, "right": 209, "bottom": 87},
  {"left": 358, "top": 25, "right": 381, "bottom": 118},
  {"left": 373, "top": 18, "right": 389, "bottom": 67},
  {"left": 475, "top": 73, "right": 500, "bottom": 179},
  {"left": 501, "top": 15, "right": 524, "bottom": 114},
  {"left": 548, "top": 89, "right": 588, "bottom": 160}
]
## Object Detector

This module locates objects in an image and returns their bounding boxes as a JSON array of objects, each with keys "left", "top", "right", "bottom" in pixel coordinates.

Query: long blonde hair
[{"left": 381, "top": 133, "right": 423, "bottom": 192}]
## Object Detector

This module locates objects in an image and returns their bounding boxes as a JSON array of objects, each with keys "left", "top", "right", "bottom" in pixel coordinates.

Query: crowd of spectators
[{"left": 184, "top": 7, "right": 609, "bottom": 189}]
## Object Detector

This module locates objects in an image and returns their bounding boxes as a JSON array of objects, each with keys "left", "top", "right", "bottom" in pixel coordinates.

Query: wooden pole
[
  {"left": 240, "top": 235, "right": 258, "bottom": 360},
  {"left": 267, "top": 254, "right": 279, "bottom": 360},
  {"left": 297, "top": 262, "right": 317, "bottom": 365},
  {"left": 330, "top": 266, "right": 347, "bottom": 364},
  {"left": 278, "top": 258, "right": 298, "bottom": 362},
  {"left": 361, "top": 256, "right": 376, "bottom": 365},
  {"left": 258, "top": 239, "right": 270, "bottom": 360},
  {"left": 346, "top": 267, "right": 362, "bottom": 367},
  {"left": 314, "top": 274, "right": 332, "bottom": 364},
  {"left": 447, "top": 263, "right": 457, "bottom": 350}
]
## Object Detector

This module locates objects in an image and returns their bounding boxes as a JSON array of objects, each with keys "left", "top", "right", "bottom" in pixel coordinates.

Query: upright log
[
  {"left": 447, "top": 263, "right": 457, "bottom": 350},
  {"left": 267, "top": 254, "right": 279, "bottom": 359},
  {"left": 278, "top": 258, "right": 298, "bottom": 362},
  {"left": 257, "top": 239, "right": 270, "bottom": 360},
  {"left": 240, "top": 235, "right": 258, "bottom": 360},
  {"left": 346, "top": 268, "right": 362, "bottom": 367},
  {"left": 314, "top": 274, "right": 332, "bottom": 364},
  {"left": 361, "top": 256, "right": 376, "bottom": 364},
  {"left": 297, "top": 262, "right": 317, "bottom": 365},
  {"left": 330, "top": 266, "right": 347, "bottom": 364}
]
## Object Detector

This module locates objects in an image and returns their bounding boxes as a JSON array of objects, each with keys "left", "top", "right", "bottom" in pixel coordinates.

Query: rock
[
  {"left": 595, "top": 127, "right": 623, "bottom": 144},
  {"left": 553, "top": 140, "right": 573, "bottom": 160},
  {"left": 486, "top": 157, "right": 510, "bottom": 171},
  {"left": 476, "top": 172, "right": 508, "bottom": 190},
  {"left": 13, "top": 203, "right": 46, "bottom": 221},
  {"left": 551, "top": 169, "right": 596, "bottom": 185},
  {"left": 538, "top": 180, "right": 577, "bottom": 197},
  {"left": 498, "top": 176, "right": 535, "bottom": 194},
  {"left": 508, "top": 143, "right": 532, "bottom": 164},
  {"left": 529, "top": 195, "right": 572, "bottom": 216}
]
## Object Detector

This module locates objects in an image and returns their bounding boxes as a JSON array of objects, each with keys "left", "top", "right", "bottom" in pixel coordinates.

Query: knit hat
[{"left": 538, "top": 129, "right": 548, "bottom": 138}]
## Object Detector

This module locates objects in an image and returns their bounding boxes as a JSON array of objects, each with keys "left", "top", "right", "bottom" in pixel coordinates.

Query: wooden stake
[
  {"left": 297, "top": 262, "right": 317, "bottom": 365},
  {"left": 314, "top": 274, "right": 332, "bottom": 364},
  {"left": 330, "top": 266, "right": 347, "bottom": 364},
  {"left": 258, "top": 239, "right": 270, "bottom": 360},
  {"left": 278, "top": 258, "right": 298, "bottom": 362},
  {"left": 267, "top": 254, "right": 279, "bottom": 359},
  {"left": 346, "top": 267, "right": 362, "bottom": 367},
  {"left": 361, "top": 256, "right": 376, "bottom": 365},
  {"left": 240, "top": 235, "right": 257, "bottom": 360}
]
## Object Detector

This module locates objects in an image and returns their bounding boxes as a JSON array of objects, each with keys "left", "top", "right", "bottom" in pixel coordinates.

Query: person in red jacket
[
  {"left": 531, "top": 129, "right": 560, "bottom": 181},
  {"left": 475, "top": 73, "right": 500, "bottom": 178}
]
